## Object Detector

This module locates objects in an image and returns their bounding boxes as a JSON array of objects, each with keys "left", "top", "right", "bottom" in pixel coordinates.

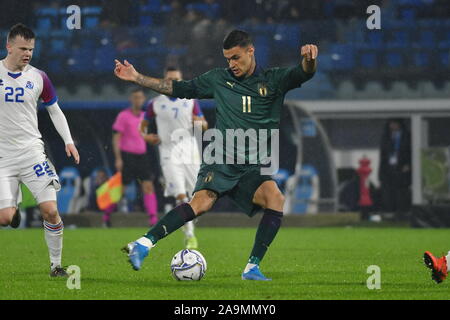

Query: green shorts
[{"left": 193, "top": 163, "right": 273, "bottom": 217}]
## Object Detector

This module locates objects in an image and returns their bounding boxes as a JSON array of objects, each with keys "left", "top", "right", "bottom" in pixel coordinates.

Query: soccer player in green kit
[{"left": 114, "top": 30, "right": 318, "bottom": 280}]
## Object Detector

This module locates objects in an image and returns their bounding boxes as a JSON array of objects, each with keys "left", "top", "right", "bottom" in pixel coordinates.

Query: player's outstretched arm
[
  {"left": 301, "top": 44, "right": 318, "bottom": 74},
  {"left": 46, "top": 103, "right": 80, "bottom": 164},
  {"left": 114, "top": 59, "right": 173, "bottom": 95}
]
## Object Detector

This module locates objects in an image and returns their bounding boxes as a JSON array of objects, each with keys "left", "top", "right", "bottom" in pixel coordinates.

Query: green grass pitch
[{"left": 1, "top": 227, "right": 450, "bottom": 300}]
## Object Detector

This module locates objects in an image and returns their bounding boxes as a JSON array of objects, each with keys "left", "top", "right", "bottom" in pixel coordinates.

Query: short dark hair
[
  {"left": 164, "top": 66, "right": 180, "bottom": 73},
  {"left": 223, "top": 30, "right": 252, "bottom": 50},
  {"left": 7, "top": 23, "right": 35, "bottom": 42},
  {"left": 130, "top": 87, "right": 144, "bottom": 95}
]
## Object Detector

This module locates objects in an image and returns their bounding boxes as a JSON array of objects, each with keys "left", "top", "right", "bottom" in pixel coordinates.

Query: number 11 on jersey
[{"left": 242, "top": 96, "right": 251, "bottom": 113}]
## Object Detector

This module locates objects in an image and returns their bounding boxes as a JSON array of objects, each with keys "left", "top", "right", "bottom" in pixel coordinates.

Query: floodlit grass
[{"left": 1, "top": 227, "right": 449, "bottom": 300}]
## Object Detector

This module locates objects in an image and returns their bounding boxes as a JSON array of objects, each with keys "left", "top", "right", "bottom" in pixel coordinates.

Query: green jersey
[{"left": 172, "top": 65, "right": 314, "bottom": 165}]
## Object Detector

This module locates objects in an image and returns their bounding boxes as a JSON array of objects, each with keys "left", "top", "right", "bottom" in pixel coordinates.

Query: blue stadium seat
[
  {"left": 418, "top": 30, "right": 435, "bottom": 47},
  {"left": 329, "top": 44, "right": 355, "bottom": 70},
  {"left": 81, "top": 6, "right": 102, "bottom": 15},
  {"left": 144, "top": 57, "right": 161, "bottom": 73},
  {"left": 94, "top": 45, "right": 117, "bottom": 72},
  {"left": 292, "top": 164, "right": 319, "bottom": 214},
  {"left": 186, "top": 2, "right": 220, "bottom": 19},
  {"left": 414, "top": 52, "right": 430, "bottom": 67},
  {"left": 141, "top": 0, "right": 163, "bottom": 13},
  {"left": 274, "top": 24, "right": 301, "bottom": 49},
  {"left": 387, "top": 30, "right": 409, "bottom": 48},
  {"left": 37, "top": 17, "right": 52, "bottom": 30},
  {"left": 360, "top": 52, "right": 377, "bottom": 68},
  {"left": 367, "top": 31, "right": 383, "bottom": 49},
  {"left": 139, "top": 15, "right": 153, "bottom": 26},
  {"left": 84, "top": 16, "right": 99, "bottom": 29},
  {"left": 36, "top": 7, "right": 58, "bottom": 16},
  {"left": 254, "top": 36, "right": 270, "bottom": 68},
  {"left": 318, "top": 53, "right": 334, "bottom": 72},
  {"left": 439, "top": 51, "right": 449, "bottom": 67},
  {"left": 386, "top": 52, "right": 404, "bottom": 67},
  {"left": 47, "top": 59, "right": 63, "bottom": 74},
  {"left": 400, "top": 8, "right": 416, "bottom": 21},
  {"left": 57, "top": 167, "right": 81, "bottom": 214},
  {"left": 124, "top": 181, "right": 137, "bottom": 209},
  {"left": 50, "top": 39, "right": 66, "bottom": 54},
  {"left": 272, "top": 168, "right": 291, "bottom": 193},
  {"left": 67, "top": 47, "right": 94, "bottom": 73}
]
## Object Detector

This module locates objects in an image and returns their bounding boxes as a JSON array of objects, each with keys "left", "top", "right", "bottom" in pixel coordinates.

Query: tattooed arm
[{"left": 114, "top": 59, "right": 173, "bottom": 95}]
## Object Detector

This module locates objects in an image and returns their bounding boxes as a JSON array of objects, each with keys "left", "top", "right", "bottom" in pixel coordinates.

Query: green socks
[
  {"left": 249, "top": 209, "right": 283, "bottom": 264},
  {"left": 144, "top": 203, "right": 196, "bottom": 245}
]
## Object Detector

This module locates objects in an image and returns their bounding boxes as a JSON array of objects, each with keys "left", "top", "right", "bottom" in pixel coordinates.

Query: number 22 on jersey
[{"left": 4, "top": 87, "right": 25, "bottom": 103}]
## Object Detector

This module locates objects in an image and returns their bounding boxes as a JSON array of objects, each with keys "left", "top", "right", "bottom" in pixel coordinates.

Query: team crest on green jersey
[
  {"left": 258, "top": 83, "right": 268, "bottom": 97},
  {"left": 204, "top": 172, "right": 214, "bottom": 183}
]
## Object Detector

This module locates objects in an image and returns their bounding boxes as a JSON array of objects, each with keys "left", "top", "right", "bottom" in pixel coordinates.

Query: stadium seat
[
  {"left": 141, "top": 0, "right": 161, "bottom": 13},
  {"left": 37, "top": 17, "right": 52, "bottom": 31},
  {"left": 414, "top": 52, "right": 430, "bottom": 67},
  {"left": 124, "top": 181, "right": 138, "bottom": 211},
  {"left": 57, "top": 167, "right": 82, "bottom": 214},
  {"left": 360, "top": 52, "right": 377, "bottom": 68},
  {"left": 186, "top": 2, "right": 220, "bottom": 19},
  {"left": 387, "top": 30, "right": 409, "bottom": 48},
  {"left": 329, "top": 44, "right": 355, "bottom": 70},
  {"left": 274, "top": 24, "right": 301, "bottom": 49},
  {"left": 400, "top": 8, "right": 416, "bottom": 21},
  {"left": 139, "top": 15, "right": 153, "bottom": 26},
  {"left": 254, "top": 36, "right": 270, "bottom": 68},
  {"left": 67, "top": 47, "right": 95, "bottom": 73},
  {"left": 36, "top": 7, "right": 58, "bottom": 16},
  {"left": 291, "top": 164, "right": 319, "bottom": 214},
  {"left": 336, "top": 81, "right": 356, "bottom": 99},
  {"left": 50, "top": 39, "right": 66, "bottom": 54},
  {"left": 417, "top": 30, "right": 435, "bottom": 47},
  {"left": 47, "top": 59, "right": 64, "bottom": 74},
  {"left": 386, "top": 52, "right": 404, "bottom": 67},
  {"left": 366, "top": 31, "right": 384, "bottom": 49},
  {"left": 439, "top": 51, "right": 449, "bottom": 67},
  {"left": 84, "top": 16, "right": 99, "bottom": 29},
  {"left": 359, "top": 81, "right": 385, "bottom": 99},
  {"left": 94, "top": 45, "right": 117, "bottom": 72},
  {"left": 272, "top": 168, "right": 291, "bottom": 193},
  {"left": 81, "top": 6, "right": 102, "bottom": 15}
]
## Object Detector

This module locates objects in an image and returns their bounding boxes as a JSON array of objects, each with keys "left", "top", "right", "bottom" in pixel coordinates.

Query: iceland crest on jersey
[{"left": 26, "top": 81, "right": 34, "bottom": 89}]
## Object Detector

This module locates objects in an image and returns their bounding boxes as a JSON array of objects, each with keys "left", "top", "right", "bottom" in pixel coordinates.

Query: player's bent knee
[
  {"left": 0, "top": 207, "right": 16, "bottom": 225},
  {"left": 266, "top": 192, "right": 285, "bottom": 211},
  {"left": 39, "top": 201, "right": 60, "bottom": 223},
  {"left": 189, "top": 190, "right": 217, "bottom": 215}
]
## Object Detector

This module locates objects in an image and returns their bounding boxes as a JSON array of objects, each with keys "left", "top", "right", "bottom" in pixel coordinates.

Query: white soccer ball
[{"left": 170, "top": 249, "right": 207, "bottom": 281}]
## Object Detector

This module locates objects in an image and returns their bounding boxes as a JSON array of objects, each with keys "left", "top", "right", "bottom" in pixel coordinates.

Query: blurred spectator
[
  {"left": 379, "top": 119, "right": 412, "bottom": 220},
  {"left": 88, "top": 168, "right": 110, "bottom": 211}
]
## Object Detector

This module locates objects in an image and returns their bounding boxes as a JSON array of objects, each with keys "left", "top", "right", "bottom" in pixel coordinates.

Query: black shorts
[{"left": 121, "top": 151, "right": 154, "bottom": 185}]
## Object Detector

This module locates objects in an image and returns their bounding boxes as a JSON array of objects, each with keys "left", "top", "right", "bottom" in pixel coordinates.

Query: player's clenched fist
[
  {"left": 301, "top": 44, "right": 318, "bottom": 61},
  {"left": 114, "top": 59, "right": 139, "bottom": 82}
]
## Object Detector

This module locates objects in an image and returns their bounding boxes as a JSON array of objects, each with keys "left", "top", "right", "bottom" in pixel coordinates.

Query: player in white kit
[
  {"left": 0, "top": 24, "right": 80, "bottom": 277},
  {"left": 140, "top": 67, "right": 207, "bottom": 249}
]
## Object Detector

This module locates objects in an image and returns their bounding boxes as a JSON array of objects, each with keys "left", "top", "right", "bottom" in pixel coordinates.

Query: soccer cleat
[
  {"left": 241, "top": 265, "right": 271, "bottom": 281},
  {"left": 424, "top": 251, "right": 448, "bottom": 283},
  {"left": 185, "top": 236, "right": 198, "bottom": 250},
  {"left": 10, "top": 209, "right": 21, "bottom": 229},
  {"left": 122, "top": 242, "right": 149, "bottom": 271},
  {"left": 50, "top": 265, "right": 68, "bottom": 277}
]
